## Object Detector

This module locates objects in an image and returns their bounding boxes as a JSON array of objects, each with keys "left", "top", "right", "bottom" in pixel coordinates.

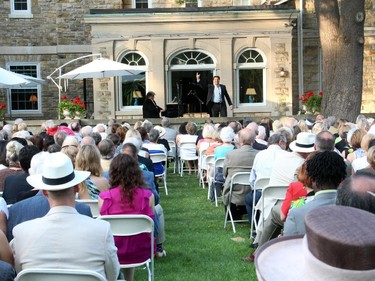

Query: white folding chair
[
  {"left": 178, "top": 141, "right": 198, "bottom": 177},
  {"left": 167, "top": 140, "right": 178, "bottom": 174},
  {"left": 249, "top": 177, "right": 270, "bottom": 238},
  {"left": 205, "top": 155, "right": 215, "bottom": 198},
  {"left": 97, "top": 214, "right": 154, "bottom": 281},
  {"left": 224, "top": 171, "right": 252, "bottom": 233},
  {"left": 207, "top": 157, "right": 225, "bottom": 207},
  {"left": 197, "top": 148, "right": 208, "bottom": 188},
  {"left": 76, "top": 199, "right": 99, "bottom": 218},
  {"left": 15, "top": 268, "right": 106, "bottom": 281},
  {"left": 149, "top": 152, "right": 168, "bottom": 195},
  {"left": 253, "top": 185, "right": 288, "bottom": 238}
]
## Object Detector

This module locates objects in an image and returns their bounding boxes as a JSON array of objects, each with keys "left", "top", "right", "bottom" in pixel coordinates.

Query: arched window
[
  {"left": 237, "top": 49, "right": 267, "bottom": 106},
  {"left": 168, "top": 51, "right": 215, "bottom": 111},
  {"left": 120, "top": 52, "right": 147, "bottom": 107}
]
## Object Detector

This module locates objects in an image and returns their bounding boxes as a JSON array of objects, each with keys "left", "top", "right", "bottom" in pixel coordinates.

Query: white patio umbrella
[
  {"left": 0, "top": 67, "right": 29, "bottom": 88},
  {"left": 58, "top": 58, "right": 142, "bottom": 80},
  {"left": 0, "top": 67, "right": 44, "bottom": 88}
]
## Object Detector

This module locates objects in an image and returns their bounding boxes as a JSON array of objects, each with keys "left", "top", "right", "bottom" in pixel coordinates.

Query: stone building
[{"left": 0, "top": 0, "right": 374, "bottom": 120}]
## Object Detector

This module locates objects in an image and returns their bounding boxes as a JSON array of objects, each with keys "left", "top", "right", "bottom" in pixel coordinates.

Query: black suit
[
  {"left": 3, "top": 173, "right": 33, "bottom": 205},
  {"left": 206, "top": 84, "right": 232, "bottom": 117},
  {"left": 143, "top": 98, "right": 162, "bottom": 118}
]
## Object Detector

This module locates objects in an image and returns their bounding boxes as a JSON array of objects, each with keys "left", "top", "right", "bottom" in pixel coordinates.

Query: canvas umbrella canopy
[
  {"left": 58, "top": 58, "right": 142, "bottom": 80},
  {"left": 0, "top": 67, "right": 29, "bottom": 88},
  {"left": 0, "top": 67, "right": 44, "bottom": 88}
]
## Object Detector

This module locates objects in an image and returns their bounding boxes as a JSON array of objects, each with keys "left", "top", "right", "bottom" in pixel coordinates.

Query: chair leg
[{"left": 164, "top": 175, "right": 168, "bottom": 195}]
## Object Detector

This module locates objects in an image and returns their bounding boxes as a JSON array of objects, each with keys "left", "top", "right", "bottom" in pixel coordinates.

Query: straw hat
[
  {"left": 255, "top": 205, "right": 375, "bottom": 281},
  {"left": 289, "top": 132, "right": 316, "bottom": 153},
  {"left": 27, "top": 152, "right": 90, "bottom": 191}
]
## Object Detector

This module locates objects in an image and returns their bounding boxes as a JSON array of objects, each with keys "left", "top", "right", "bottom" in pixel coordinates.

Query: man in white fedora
[
  {"left": 11, "top": 152, "right": 120, "bottom": 280},
  {"left": 255, "top": 205, "right": 375, "bottom": 281}
]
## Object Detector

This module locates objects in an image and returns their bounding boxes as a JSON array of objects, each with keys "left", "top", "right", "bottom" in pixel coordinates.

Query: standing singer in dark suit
[
  {"left": 206, "top": 75, "right": 233, "bottom": 117},
  {"left": 143, "top": 91, "right": 163, "bottom": 118}
]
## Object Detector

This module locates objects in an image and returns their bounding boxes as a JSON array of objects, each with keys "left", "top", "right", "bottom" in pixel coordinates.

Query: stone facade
[{"left": 0, "top": 0, "right": 373, "bottom": 121}]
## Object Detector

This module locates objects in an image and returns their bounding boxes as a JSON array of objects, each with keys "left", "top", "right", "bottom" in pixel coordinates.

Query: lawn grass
[{"left": 136, "top": 167, "right": 258, "bottom": 280}]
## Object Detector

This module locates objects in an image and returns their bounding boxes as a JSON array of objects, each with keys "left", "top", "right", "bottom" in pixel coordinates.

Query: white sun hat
[
  {"left": 289, "top": 132, "right": 316, "bottom": 153},
  {"left": 27, "top": 152, "right": 90, "bottom": 191}
]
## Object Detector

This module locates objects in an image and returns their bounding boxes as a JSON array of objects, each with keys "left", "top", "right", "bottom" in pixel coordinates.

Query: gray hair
[
  {"left": 161, "top": 117, "right": 170, "bottom": 128},
  {"left": 268, "top": 133, "right": 287, "bottom": 146},
  {"left": 148, "top": 128, "right": 160, "bottom": 142}
]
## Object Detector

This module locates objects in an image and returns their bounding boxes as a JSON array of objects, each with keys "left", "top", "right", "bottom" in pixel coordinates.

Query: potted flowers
[
  {"left": 0, "top": 103, "right": 6, "bottom": 120},
  {"left": 299, "top": 91, "right": 323, "bottom": 114},
  {"left": 58, "top": 95, "right": 87, "bottom": 119}
]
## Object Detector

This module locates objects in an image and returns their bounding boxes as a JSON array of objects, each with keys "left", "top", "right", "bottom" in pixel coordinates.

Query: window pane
[
  {"left": 239, "top": 69, "right": 263, "bottom": 103},
  {"left": 11, "top": 89, "right": 38, "bottom": 110},
  {"left": 9, "top": 65, "right": 39, "bottom": 111},
  {"left": 135, "top": 0, "right": 148, "bottom": 9},
  {"left": 121, "top": 76, "right": 146, "bottom": 106},
  {"left": 120, "top": 53, "right": 146, "bottom": 106},
  {"left": 171, "top": 51, "right": 214, "bottom": 65},
  {"left": 13, "top": 0, "right": 28, "bottom": 10}
]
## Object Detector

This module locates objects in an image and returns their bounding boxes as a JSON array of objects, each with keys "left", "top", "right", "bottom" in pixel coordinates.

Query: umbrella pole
[{"left": 83, "top": 78, "right": 87, "bottom": 116}]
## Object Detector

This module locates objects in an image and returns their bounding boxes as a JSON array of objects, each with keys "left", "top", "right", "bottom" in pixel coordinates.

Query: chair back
[
  {"left": 253, "top": 177, "right": 270, "bottom": 191},
  {"left": 97, "top": 214, "right": 154, "bottom": 280},
  {"left": 149, "top": 152, "right": 167, "bottom": 164},
  {"left": 179, "top": 141, "right": 198, "bottom": 160},
  {"left": 15, "top": 268, "right": 106, "bottom": 281},
  {"left": 231, "top": 171, "right": 252, "bottom": 186},
  {"left": 76, "top": 199, "right": 99, "bottom": 218},
  {"left": 167, "top": 140, "right": 177, "bottom": 158}
]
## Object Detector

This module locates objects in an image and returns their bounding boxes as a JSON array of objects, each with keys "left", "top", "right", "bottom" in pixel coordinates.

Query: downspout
[{"left": 298, "top": 0, "right": 304, "bottom": 99}]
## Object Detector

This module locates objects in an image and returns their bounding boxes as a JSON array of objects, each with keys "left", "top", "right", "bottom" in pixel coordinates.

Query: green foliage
[
  {"left": 134, "top": 168, "right": 257, "bottom": 280},
  {"left": 299, "top": 91, "right": 323, "bottom": 113},
  {"left": 58, "top": 95, "right": 87, "bottom": 118}
]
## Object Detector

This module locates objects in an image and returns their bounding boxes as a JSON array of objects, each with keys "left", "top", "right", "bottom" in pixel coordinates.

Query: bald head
[
  {"left": 337, "top": 172, "right": 375, "bottom": 214},
  {"left": 239, "top": 128, "right": 256, "bottom": 146}
]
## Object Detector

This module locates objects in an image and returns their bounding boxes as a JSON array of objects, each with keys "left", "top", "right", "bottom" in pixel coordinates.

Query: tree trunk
[{"left": 314, "top": 0, "right": 365, "bottom": 122}]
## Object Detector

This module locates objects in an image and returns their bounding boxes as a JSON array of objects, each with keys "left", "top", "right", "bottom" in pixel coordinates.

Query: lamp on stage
[
  {"left": 133, "top": 91, "right": 142, "bottom": 105},
  {"left": 246, "top": 88, "right": 256, "bottom": 103}
]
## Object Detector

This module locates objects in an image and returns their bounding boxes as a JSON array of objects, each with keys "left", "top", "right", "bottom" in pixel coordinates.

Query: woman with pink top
[{"left": 99, "top": 153, "right": 155, "bottom": 281}]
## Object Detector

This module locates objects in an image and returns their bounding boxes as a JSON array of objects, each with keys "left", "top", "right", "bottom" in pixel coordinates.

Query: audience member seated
[
  {"left": 11, "top": 152, "right": 119, "bottom": 280},
  {"left": 177, "top": 122, "right": 199, "bottom": 174},
  {"left": 336, "top": 171, "right": 375, "bottom": 214},
  {"left": 3, "top": 145, "right": 39, "bottom": 204},
  {"left": 99, "top": 153, "right": 155, "bottom": 281},
  {"left": 0, "top": 139, "right": 25, "bottom": 192},
  {"left": 0, "top": 231, "right": 15, "bottom": 281},
  {"left": 98, "top": 139, "right": 115, "bottom": 173},
  {"left": 75, "top": 144, "right": 109, "bottom": 200},
  {"left": 196, "top": 123, "right": 215, "bottom": 154},
  {"left": 121, "top": 142, "right": 166, "bottom": 258},
  {"left": 161, "top": 117, "right": 178, "bottom": 142},
  {"left": 222, "top": 128, "right": 258, "bottom": 219},
  {"left": 245, "top": 133, "right": 287, "bottom": 223},
  {"left": 283, "top": 151, "right": 347, "bottom": 235},
  {"left": 351, "top": 134, "right": 375, "bottom": 172},
  {"left": 142, "top": 129, "right": 168, "bottom": 176},
  {"left": 7, "top": 151, "right": 92, "bottom": 241}
]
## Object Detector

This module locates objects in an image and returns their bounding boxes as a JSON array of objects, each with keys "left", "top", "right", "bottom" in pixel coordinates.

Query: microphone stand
[{"left": 189, "top": 90, "right": 204, "bottom": 118}]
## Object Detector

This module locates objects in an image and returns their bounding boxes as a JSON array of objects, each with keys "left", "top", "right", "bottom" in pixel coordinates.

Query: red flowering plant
[
  {"left": 299, "top": 91, "right": 323, "bottom": 113},
  {"left": 58, "top": 95, "right": 86, "bottom": 118},
  {"left": 0, "top": 103, "right": 6, "bottom": 119}
]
